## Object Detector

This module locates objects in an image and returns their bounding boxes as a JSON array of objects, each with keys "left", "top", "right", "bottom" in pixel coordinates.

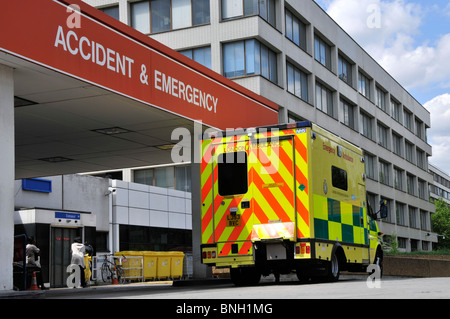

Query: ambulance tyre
[
  {"left": 230, "top": 267, "right": 261, "bottom": 286},
  {"left": 326, "top": 252, "right": 341, "bottom": 282}
]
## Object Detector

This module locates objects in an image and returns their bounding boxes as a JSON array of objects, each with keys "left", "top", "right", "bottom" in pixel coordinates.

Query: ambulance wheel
[
  {"left": 230, "top": 267, "right": 261, "bottom": 286},
  {"left": 327, "top": 253, "right": 340, "bottom": 282}
]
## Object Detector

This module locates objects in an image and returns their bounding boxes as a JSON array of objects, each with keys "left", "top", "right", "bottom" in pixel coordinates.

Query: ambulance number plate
[{"left": 226, "top": 214, "right": 241, "bottom": 227}]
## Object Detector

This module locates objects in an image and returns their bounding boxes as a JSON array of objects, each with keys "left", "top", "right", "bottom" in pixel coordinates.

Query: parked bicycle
[{"left": 100, "top": 254, "right": 126, "bottom": 284}]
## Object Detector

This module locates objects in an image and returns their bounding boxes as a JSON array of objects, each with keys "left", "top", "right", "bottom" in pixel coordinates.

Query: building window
[
  {"left": 392, "top": 132, "right": 403, "bottom": 157},
  {"left": 394, "top": 167, "right": 403, "bottom": 191},
  {"left": 364, "top": 152, "right": 376, "bottom": 180},
  {"left": 286, "top": 62, "right": 308, "bottom": 102},
  {"left": 381, "top": 197, "right": 393, "bottom": 222},
  {"left": 341, "top": 98, "right": 356, "bottom": 130},
  {"left": 416, "top": 148, "right": 425, "bottom": 169},
  {"left": 131, "top": 1, "right": 150, "bottom": 34},
  {"left": 403, "top": 108, "right": 413, "bottom": 131},
  {"left": 223, "top": 39, "right": 277, "bottom": 83},
  {"left": 180, "top": 47, "right": 212, "bottom": 69},
  {"left": 222, "top": 0, "right": 276, "bottom": 27},
  {"left": 391, "top": 99, "right": 401, "bottom": 122},
  {"left": 193, "top": 0, "right": 210, "bottom": 26},
  {"left": 134, "top": 165, "right": 191, "bottom": 191},
  {"left": 409, "top": 206, "right": 418, "bottom": 228},
  {"left": 338, "top": 54, "right": 353, "bottom": 86},
  {"left": 396, "top": 202, "right": 406, "bottom": 226},
  {"left": 405, "top": 140, "right": 414, "bottom": 163},
  {"left": 418, "top": 179, "right": 426, "bottom": 200},
  {"left": 150, "top": 0, "right": 171, "bottom": 32},
  {"left": 407, "top": 173, "right": 415, "bottom": 196},
  {"left": 316, "top": 82, "right": 333, "bottom": 117},
  {"left": 172, "top": 0, "right": 192, "bottom": 29},
  {"left": 285, "top": 10, "right": 307, "bottom": 51},
  {"left": 358, "top": 72, "right": 371, "bottom": 99},
  {"left": 420, "top": 210, "right": 429, "bottom": 231},
  {"left": 415, "top": 117, "right": 424, "bottom": 140},
  {"left": 99, "top": 5, "right": 120, "bottom": 20},
  {"left": 379, "top": 160, "right": 390, "bottom": 185},
  {"left": 375, "top": 86, "right": 387, "bottom": 112},
  {"left": 175, "top": 165, "right": 191, "bottom": 192},
  {"left": 360, "top": 112, "right": 373, "bottom": 140},
  {"left": 119, "top": 225, "right": 192, "bottom": 252},
  {"left": 130, "top": 0, "right": 210, "bottom": 34},
  {"left": 377, "top": 122, "right": 389, "bottom": 149},
  {"left": 314, "top": 35, "right": 332, "bottom": 69},
  {"left": 154, "top": 166, "right": 175, "bottom": 188}
]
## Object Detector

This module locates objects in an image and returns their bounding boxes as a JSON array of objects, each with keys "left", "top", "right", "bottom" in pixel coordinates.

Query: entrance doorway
[{"left": 51, "top": 227, "right": 81, "bottom": 287}]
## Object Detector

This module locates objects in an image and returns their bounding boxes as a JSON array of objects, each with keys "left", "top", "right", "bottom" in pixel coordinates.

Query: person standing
[
  {"left": 26, "top": 236, "right": 47, "bottom": 290},
  {"left": 70, "top": 237, "right": 87, "bottom": 288}
]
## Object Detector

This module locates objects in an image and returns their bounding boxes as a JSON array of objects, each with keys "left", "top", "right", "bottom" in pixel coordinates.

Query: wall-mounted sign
[{"left": 55, "top": 212, "right": 80, "bottom": 220}]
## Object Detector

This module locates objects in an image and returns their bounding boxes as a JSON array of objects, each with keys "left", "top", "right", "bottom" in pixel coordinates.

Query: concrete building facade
[{"left": 84, "top": 0, "right": 437, "bottom": 251}]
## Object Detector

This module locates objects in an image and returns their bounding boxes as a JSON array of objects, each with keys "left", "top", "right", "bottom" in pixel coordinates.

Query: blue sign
[{"left": 55, "top": 212, "right": 80, "bottom": 220}]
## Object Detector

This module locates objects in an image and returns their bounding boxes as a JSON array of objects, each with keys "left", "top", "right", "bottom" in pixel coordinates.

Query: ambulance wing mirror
[{"left": 378, "top": 200, "right": 388, "bottom": 219}]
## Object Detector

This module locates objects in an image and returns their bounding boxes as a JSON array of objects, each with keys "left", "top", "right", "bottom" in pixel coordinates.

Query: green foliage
[
  {"left": 383, "top": 234, "right": 399, "bottom": 253},
  {"left": 432, "top": 198, "right": 450, "bottom": 249}
]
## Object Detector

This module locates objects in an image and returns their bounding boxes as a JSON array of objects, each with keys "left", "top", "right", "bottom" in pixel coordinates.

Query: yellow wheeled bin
[
  {"left": 154, "top": 252, "right": 171, "bottom": 280},
  {"left": 168, "top": 252, "right": 184, "bottom": 279},
  {"left": 115, "top": 251, "right": 143, "bottom": 280},
  {"left": 142, "top": 251, "right": 157, "bottom": 280}
]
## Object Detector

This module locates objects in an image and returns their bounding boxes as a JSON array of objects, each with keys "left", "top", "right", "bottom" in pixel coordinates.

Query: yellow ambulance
[{"left": 200, "top": 121, "right": 386, "bottom": 285}]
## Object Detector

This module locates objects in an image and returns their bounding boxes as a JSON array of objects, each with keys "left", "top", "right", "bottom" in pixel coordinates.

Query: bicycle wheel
[
  {"left": 116, "top": 266, "right": 125, "bottom": 284},
  {"left": 101, "top": 263, "right": 111, "bottom": 283}
]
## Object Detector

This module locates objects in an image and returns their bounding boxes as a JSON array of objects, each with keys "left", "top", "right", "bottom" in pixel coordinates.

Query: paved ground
[{"left": 2, "top": 275, "right": 449, "bottom": 300}]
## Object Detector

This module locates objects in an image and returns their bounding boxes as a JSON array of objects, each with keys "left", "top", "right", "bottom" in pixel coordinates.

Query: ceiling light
[
  {"left": 92, "top": 127, "right": 132, "bottom": 135},
  {"left": 39, "top": 156, "right": 73, "bottom": 163},
  {"left": 155, "top": 144, "right": 176, "bottom": 150}
]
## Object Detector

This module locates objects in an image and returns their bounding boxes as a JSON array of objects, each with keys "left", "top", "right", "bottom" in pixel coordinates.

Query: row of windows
[
  {"left": 429, "top": 185, "right": 450, "bottom": 201},
  {"left": 360, "top": 116, "right": 428, "bottom": 169},
  {"left": 430, "top": 170, "right": 450, "bottom": 189},
  {"left": 367, "top": 193, "right": 430, "bottom": 230},
  {"left": 133, "top": 165, "right": 191, "bottom": 192},
  {"left": 100, "top": 2, "right": 428, "bottom": 144},
  {"left": 364, "top": 152, "right": 428, "bottom": 199},
  {"left": 123, "top": 0, "right": 275, "bottom": 35},
  {"left": 129, "top": 0, "right": 210, "bottom": 34}
]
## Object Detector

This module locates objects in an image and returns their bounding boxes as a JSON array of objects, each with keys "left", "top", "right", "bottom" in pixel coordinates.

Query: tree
[{"left": 431, "top": 198, "right": 450, "bottom": 249}]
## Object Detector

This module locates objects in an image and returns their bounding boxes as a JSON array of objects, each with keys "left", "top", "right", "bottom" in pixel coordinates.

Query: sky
[{"left": 314, "top": 0, "right": 450, "bottom": 175}]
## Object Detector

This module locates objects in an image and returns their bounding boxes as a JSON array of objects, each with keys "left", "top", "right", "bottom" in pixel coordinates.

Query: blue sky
[{"left": 314, "top": 0, "right": 450, "bottom": 174}]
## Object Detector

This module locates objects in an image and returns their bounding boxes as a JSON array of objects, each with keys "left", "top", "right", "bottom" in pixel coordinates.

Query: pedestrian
[
  {"left": 26, "top": 236, "right": 47, "bottom": 290},
  {"left": 70, "top": 237, "right": 87, "bottom": 288}
]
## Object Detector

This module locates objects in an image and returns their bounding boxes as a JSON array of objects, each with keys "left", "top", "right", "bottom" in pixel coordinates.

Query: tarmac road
[{"left": 37, "top": 275, "right": 450, "bottom": 300}]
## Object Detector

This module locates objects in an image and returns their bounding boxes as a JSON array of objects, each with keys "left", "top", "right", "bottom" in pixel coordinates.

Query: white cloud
[
  {"left": 424, "top": 94, "right": 450, "bottom": 174},
  {"left": 326, "top": 0, "right": 422, "bottom": 52},
  {"left": 324, "top": 0, "right": 450, "bottom": 92},
  {"left": 379, "top": 33, "right": 450, "bottom": 91}
]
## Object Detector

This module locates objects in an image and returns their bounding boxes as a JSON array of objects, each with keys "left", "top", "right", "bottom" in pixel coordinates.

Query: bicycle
[{"left": 100, "top": 254, "right": 126, "bottom": 284}]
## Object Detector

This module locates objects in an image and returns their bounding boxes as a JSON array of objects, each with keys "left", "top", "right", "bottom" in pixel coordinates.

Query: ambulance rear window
[
  {"left": 217, "top": 151, "right": 248, "bottom": 196},
  {"left": 331, "top": 166, "right": 348, "bottom": 191}
]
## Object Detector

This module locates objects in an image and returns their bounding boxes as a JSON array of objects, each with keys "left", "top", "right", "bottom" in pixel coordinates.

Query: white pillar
[{"left": 0, "top": 64, "right": 14, "bottom": 290}]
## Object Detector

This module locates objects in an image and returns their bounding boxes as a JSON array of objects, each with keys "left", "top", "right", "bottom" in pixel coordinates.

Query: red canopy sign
[{"left": 0, "top": 0, "right": 278, "bottom": 130}]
